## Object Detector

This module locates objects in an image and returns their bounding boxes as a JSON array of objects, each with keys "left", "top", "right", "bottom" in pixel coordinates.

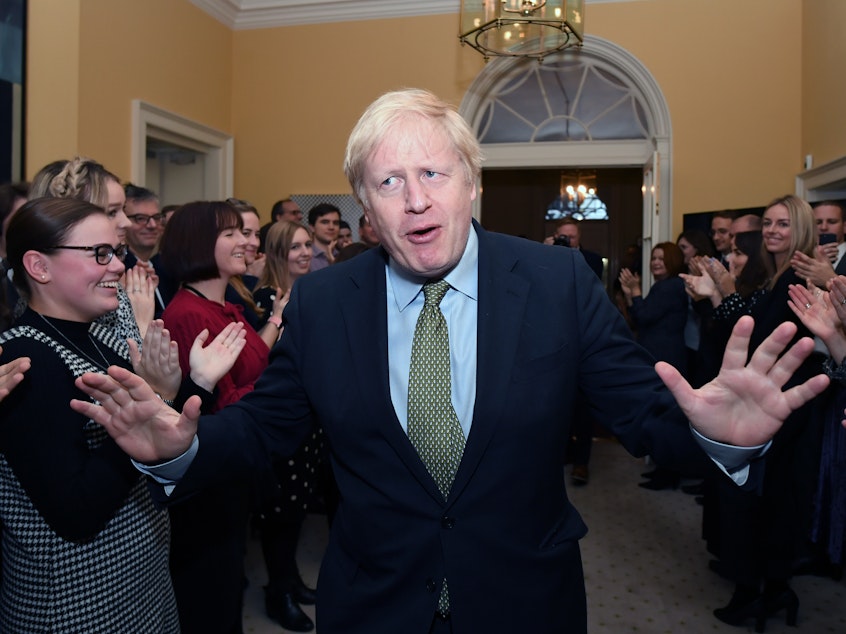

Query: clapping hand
[
  {"left": 618, "top": 268, "right": 641, "bottom": 298},
  {"left": 680, "top": 271, "right": 717, "bottom": 303},
  {"left": 188, "top": 322, "right": 247, "bottom": 392},
  {"left": 128, "top": 320, "right": 181, "bottom": 400},
  {"left": 0, "top": 346, "right": 30, "bottom": 401},
  {"left": 787, "top": 282, "right": 846, "bottom": 363},
  {"left": 124, "top": 266, "right": 158, "bottom": 339},
  {"left": 790, "top": 249, "right": 836, "bottom": 288}
]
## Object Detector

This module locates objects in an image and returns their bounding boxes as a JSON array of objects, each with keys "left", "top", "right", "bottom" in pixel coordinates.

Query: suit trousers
[{"left": 429, "top": 614, "right": 453, "bottom": 634}]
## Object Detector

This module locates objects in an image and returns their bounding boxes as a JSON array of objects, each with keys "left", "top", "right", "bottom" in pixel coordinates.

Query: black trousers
[{"left": 429, "top": 614, "right": 453, "bottom": 634}]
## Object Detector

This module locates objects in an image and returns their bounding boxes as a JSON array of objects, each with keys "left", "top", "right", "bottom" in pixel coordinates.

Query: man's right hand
[{"left": 71, "top": 367, "right": 201, "bottom": 463}]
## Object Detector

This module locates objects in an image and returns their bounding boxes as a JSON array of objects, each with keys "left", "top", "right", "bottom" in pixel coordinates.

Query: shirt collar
[{"left": 389, "top": 224, "right": 479, "bottom": 312}]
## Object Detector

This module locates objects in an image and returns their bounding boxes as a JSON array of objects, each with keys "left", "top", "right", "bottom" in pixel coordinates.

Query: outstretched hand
[
  {"left": 655, "top": 315, "right": 829, "bottom": 447},
  {"left": 71, "top": 366, "right": 201, "bottom": 463}
]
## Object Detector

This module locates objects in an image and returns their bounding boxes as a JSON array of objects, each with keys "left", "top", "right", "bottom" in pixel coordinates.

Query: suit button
[
  {"left": 441, "top": 516, "right": 455, "bottom": 529},
  {"left": 426, "top": 578, "right": 437, "bottom": 593}
]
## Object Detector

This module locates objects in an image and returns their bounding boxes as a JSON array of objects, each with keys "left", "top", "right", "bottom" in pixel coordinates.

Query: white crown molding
[
  {"left": 188, "top": 0, "right": 458, "bottom": 30},
  {"left": 189, "top": 0, "right": 637, "bottom": 30}
]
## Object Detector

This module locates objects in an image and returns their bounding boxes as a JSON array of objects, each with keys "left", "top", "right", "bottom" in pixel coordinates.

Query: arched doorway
[{"left": 459, "top": 35, "right": 672, "bottom": 288}]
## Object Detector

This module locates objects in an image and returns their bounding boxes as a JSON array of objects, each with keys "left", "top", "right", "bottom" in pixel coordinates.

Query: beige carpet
[{"left": 242, "top": 439, "right": 846, "bottom": 633}]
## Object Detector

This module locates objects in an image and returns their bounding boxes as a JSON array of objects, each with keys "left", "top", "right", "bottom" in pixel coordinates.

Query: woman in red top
[{"left": 159, "top": 200, "right": 268, "bottom": 633}]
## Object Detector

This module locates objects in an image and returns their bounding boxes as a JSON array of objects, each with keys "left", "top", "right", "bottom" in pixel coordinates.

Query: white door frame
[
  {"left": 460, "top": 35, "right": 673, "bottom": 280},
  {"left": 131, "top": 100, "right": 234, "bottom": 199},
  {"left": 796, "top": 155, "right": 846, "bottom": 202}
]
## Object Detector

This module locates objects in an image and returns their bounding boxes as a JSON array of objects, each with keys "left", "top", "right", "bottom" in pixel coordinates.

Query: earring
[{"left": 41, "top": 274, "right": 46, "bottom": 280}]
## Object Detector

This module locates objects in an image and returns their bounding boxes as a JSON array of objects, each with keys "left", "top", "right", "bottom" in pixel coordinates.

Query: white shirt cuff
[
  {"left": 690, "top": 425, "right": 770, "bottom": 486},
  {"left": 132, "top": 435, "right": 199, "bottom": 496}
]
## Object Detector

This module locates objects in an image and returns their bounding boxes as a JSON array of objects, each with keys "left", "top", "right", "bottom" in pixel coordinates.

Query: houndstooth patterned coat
[{"left": 0, "top": 316, "right": 178, "bottom": 633}]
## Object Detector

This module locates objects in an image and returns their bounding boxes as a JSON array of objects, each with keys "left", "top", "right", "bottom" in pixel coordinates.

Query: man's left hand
[{"left": 655, "top": 315, "right": 829, "bottom": 447}]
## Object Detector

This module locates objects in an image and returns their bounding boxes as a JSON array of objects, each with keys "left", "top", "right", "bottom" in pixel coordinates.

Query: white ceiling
[{"left": 188, "top": 0, "right": 459, "bottom": 30}]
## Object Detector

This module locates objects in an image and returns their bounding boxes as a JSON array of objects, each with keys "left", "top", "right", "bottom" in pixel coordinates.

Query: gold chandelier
[{"left": 459, "top": 1, "right": 584, "bottom": 62}]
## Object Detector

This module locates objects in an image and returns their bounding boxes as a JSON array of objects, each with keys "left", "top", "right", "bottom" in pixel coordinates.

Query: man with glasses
[
  {"left": 123, "top": 184, "right": 168, "bottom": 312},
  {"left": 259, "top": 198, "right": 304, "bottom": 253}
]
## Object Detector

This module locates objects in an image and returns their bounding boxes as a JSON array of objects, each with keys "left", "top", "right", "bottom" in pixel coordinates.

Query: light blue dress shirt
[{"left": 386, "top": 228, "right": 478, "bottom": 438}]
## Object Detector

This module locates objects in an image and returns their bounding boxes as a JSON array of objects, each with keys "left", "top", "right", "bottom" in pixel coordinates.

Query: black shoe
[
  {"left": 713, "top": 587, "right": 765, "bottom": 630},
  {"left": 571, "top": 465, "right": 589, "bottom": 486},
  {"left": 638, "top": 473, "right": 680, "bottom": 491},
  {"left": 292, "top": 578, "right": 317, "bottom": 605},
  {"left": 761, "top": 587, "right": 799, "bottom": 629},
  {"left": 708, "top": 558, "right": 733, "bottom": 580},
  {"left": 264, "top": 587, "right": 314, "bottom": 632},
  {"left": 681, "top": 481, "right": 704, "bottom": 495}
]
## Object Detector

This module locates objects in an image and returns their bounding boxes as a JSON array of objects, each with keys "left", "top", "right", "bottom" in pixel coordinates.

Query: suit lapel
[
  {"left": 339, "top": 250, "right": 446, "bottom": 502},
  {"left": 448, "top": 226, "right": 529, "bottom": 502},
  {"left": 835, "top": 249, "right": 846, "bottom": 275}
]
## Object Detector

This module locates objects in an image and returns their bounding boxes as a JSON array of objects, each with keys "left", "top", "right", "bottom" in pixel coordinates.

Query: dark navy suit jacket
[{"left": 170, "top": 222, "right": 706, "bottom": 633}]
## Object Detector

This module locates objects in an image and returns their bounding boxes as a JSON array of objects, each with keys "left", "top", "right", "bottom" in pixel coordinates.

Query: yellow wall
[
  {"left": 802, "top": 0, "right": 846, "bottom": 167},
  {"left": 27, "top": 0, "right": 82, "bottom": 171},
  {"left": 27, "top": 0, "right": 232, "bottom": 182},
  {"left": 26, "top": 0, "right": 844, "bottom": 233},
  {"left": 230, "top": 0, "right": 809, "bottom": 225},
  {"left": 231, "top": 14, "right": 484, "bottom": 216},
  {"left": 589, "top": 0, "right": 803, "bottom": 219}
]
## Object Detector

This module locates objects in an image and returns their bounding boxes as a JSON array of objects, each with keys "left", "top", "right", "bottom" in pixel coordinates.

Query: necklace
[
  {"left": 183, "top": 284, "right": 208, "bottom": 300},
  {"left": 36, "top": 312, "right": 112, "bottom": 371}
]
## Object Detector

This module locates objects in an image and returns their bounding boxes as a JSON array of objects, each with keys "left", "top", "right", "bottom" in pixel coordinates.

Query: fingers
[
  {"left": 142, "top": 320, "right": 165, "bottom": 357},
  {"left": 192, "top": 328, "right": 211, "bottom": 349},
  {"left": 0, "top": 356, "right": 30, "bottom": 400},
  {"left": 229, "top": 335, "right": 247, "bottom": 358},
  {"left": 771, "top": 337, "right": 820, "bottom": 390},
  {"left": 720, "top": 315, "right": 756, "bottom": 370},
  {"left": 127, "top": 338, "right": 141, "bottom": 368},
  {"left": 217, "top": 322, "right": 244, "bottom": 341},
  {"left": 0, "top": 356, "right": 30, "bottom": 377},
  {"left": 746, "top": 322, "right": 806, "bottom": 388},
  {"left": 182, "top": 395, "right": 203, "bottom": 422},
  {"left": 787, "top": 283, "right": 812, "bottom": 310},
  {"left": 75, "top": 366, "right": 148, "bottom": 403},
  {"left": 654, "top": 360, "right": 691, "bottom": 410},
  {"left": 69, "top": 398, "right": 104, "bottom": 422},
  {"left": 829, "top": 277, "right": 846, "bottom": 320},
  {"left": 783, "top": 373, "right": 830, "bottom": 413}
]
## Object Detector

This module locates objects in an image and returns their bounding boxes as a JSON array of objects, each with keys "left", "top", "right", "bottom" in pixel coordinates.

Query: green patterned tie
[{"left": 407, "top": 279, "right": 466, "bottom": 616}]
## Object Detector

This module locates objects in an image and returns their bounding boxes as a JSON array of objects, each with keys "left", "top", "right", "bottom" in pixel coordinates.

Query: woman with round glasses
[
  {"left": 0, "top": 197, "right": 174, "bottom": 631},
  {"left": 0, "top": 197, "right": 248, "bottom": 631},
  {"left": 29, "top": 157, "right": 157, "bottom": 344}
]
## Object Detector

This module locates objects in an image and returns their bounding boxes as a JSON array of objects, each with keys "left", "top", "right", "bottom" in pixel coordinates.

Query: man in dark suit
[
  {"left": 73, "top": 89, "right": 828, "bottom": 634},
  {"left": 546, "top": 216, "right": 604, "bottom": 279}
]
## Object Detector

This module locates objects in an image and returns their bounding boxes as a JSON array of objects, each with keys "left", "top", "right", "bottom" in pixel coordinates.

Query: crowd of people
[
  {"left": 0, "top": 166, "right": 381, "bottom": 633},
  {"left": 0, "top": 88, "right": 840, "bottom": 634},
  {"left": 606, "top": 199, "right": 846, "bottom": 631}
]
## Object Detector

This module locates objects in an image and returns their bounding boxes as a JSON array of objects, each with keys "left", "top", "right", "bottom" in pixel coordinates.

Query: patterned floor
[{"left": 242, "top": 439, "right": 846, "bottom": 633}]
